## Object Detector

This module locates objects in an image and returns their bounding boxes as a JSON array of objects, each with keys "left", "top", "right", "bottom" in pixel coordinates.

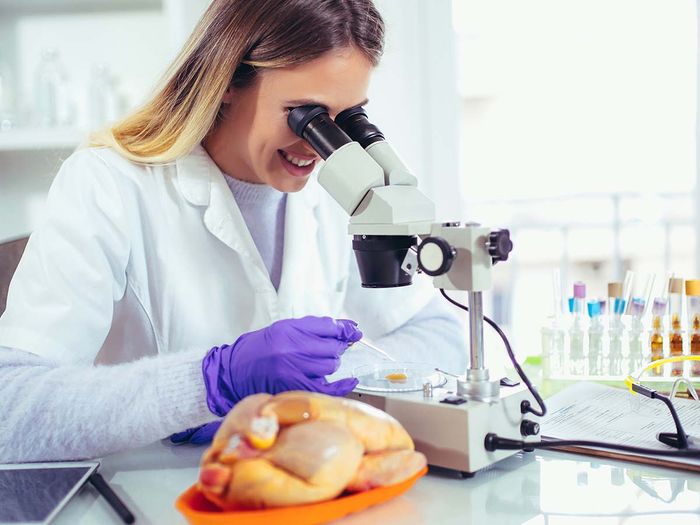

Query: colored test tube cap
[
  {"left": 607, "top": 282, "right": 623, "bottom": 298},
  {"left": 573, "top": 282, "right": 586, "bottom": 299},
  {"left": 668, "top": 278, "right": 683, "bottom": 294},
  {"left": 686, "top": 280, "right": 700, "bottom": 297},
  {"left": 587, "top": 300, "right": 600, "bottom": 317}
]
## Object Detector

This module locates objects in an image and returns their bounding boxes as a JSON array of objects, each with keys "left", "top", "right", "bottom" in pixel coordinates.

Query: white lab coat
[{"left": 0, "top": 145, "right": 439, "bottom": 367}]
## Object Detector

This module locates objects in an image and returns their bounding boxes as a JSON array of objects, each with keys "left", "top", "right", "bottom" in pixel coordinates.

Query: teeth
[{"left": 282, "top": 151, "right": 314, "bottom": 167}]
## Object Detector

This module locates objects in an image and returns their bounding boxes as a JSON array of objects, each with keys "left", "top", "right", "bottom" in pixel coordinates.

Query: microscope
[{"left": 288, "top": 106, "right": 540, "bottom": 476}]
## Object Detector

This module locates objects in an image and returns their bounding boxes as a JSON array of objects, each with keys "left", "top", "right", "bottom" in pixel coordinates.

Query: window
[{"left": 452, "top": 0, "right": 697, "bottom": 355}]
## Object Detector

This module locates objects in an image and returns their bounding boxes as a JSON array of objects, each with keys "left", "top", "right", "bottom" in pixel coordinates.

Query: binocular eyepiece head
[
  {"left": 287, "top": 105, "right": 416, "bottom": 289},
  {"left": 287, "top": 104, "right": 387, "bottom": 156}
]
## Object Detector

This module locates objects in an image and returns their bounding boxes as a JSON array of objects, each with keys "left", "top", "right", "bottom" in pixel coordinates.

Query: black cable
[
  {"left": 658, "top": 396, "right": 685, "bottom": 435},
  {"left": 631, "top": 382, "right": 690, "bottom": 449},
  {"left": 439, "top": 289, "right": 547, "bottom": 417},
  {"left": 484, "top": 433, "right": 700, "bottom": 458}
]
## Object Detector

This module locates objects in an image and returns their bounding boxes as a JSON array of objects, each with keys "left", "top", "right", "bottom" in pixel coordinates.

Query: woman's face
[{"left": 205, "top": 46, "right": 373, "bottom": 193}]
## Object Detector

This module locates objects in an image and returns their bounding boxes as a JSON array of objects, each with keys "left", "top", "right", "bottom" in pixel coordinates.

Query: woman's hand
[{"left": 202, "top": 316, "right": 362, "bottom": 416}]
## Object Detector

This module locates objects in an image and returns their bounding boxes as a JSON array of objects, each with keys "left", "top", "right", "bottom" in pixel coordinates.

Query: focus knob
[
  {"left": 520, "top": 419, "right": 540, "bottom": 437},
  {"left": 417, "top": 237, "right": 456, "bottom": 277},
  {"left": 488, "top": 229, "right": 513, "bottom": 264}
]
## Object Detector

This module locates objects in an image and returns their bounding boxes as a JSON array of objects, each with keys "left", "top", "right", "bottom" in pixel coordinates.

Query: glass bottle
[
  {"left": 686, "top": 280, "right": 700, "bottom": 376},
  {"left": 668, "top": 278, "right": 684, "bottom": 377},
  {"left": 89, "top": 63, "right": 122, "bottom": 129},
  {"left": 34, "top": 48, "right": 72, "bottom": 127},
  {"left": 649, "top": 298, "right": 666, "bottom": 377},
  {"left": 0, "top": 52, "right": 15, "bottom": 131}
]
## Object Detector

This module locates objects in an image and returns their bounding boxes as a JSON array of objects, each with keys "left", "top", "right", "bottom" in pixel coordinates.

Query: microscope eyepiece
[
  {"left": 287, "top": 105, "right": 352, "bottom": 160},
  {"left": 287, "top": 105, "right": 327, "bottom": 137},
  {"left": 335, "top": 106, "right": 385, "bottom": 148}
]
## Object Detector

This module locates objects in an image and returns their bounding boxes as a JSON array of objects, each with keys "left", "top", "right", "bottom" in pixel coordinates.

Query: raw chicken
[{"left": 198, "top": 391, "right": 427, "bottom": 509}]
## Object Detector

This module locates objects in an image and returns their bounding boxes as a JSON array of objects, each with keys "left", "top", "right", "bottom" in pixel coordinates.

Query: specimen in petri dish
[{"left": 354, "top": 362, "right": 446, "bottom": 393}]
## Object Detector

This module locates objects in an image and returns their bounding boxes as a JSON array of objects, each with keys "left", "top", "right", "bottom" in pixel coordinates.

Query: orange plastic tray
[{"left": 175, "top": 467, "right": 428, "bottom": 525}]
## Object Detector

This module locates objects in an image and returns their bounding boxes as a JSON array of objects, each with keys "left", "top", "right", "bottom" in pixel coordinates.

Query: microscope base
[{"left": 347, "top": 381, "right": 538, "bottom": 474}]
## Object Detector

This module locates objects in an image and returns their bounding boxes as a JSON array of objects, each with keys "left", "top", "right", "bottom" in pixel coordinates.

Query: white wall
[
  {"left": 371, "top": 0, "right": 461, "bottom": 219},
  {"left": 162, "top": 0, "right": 209, "bottom": 53}
]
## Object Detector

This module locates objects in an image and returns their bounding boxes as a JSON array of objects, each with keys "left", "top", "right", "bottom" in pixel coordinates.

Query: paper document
[{"left": 541, "top": 382, "right": 700, "bottom": 468}]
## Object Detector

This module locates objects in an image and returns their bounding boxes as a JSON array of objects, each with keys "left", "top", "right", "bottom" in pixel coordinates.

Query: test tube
[
  {"left": 627, "top": 298, "right": 645, "bottom": 373},
  {"left": 607, "top": 282, "right": 624, "bottom": 375},
  {"left": 587, "top": 300, "right": 603, "bottom": 376},
  {"left": 566, "top": 296, "right": 573, "bottom": 374},
  {"left": 650, "top": 297, "right": 667, "bottom": 376},
  {"left": 569, "top": 282, "right": 586, "bottom": 375},
  {"left": 607, "top": 282, "right": 623, "bottom": 327},
  {"left": 621, "top": 271, "right": 634, "bottom": 315},
  {"left": 668, "top": 277, "right": 684, "bottom": 377},
  {"left": 573, "top": 282, "right": 586, "bottom": 321},
  {"left": 686, "top": 280, "right": 700, "bottom": 376},
  {"left": 545, "top": 268, "right": 566, "bottom": 376}
]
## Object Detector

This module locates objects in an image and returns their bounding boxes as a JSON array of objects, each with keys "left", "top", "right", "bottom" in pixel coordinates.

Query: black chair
[{"left": 0, "top": 236, "right": 29, "bottom": 316}]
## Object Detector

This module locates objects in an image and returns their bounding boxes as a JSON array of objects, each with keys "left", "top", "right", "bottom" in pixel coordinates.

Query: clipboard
[{"left": 541, "top": 382, "right": 700, "bottom": 473}]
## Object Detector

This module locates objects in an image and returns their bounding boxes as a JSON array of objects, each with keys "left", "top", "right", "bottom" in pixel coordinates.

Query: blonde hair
[{"left": 89, "top": 0, "right": 384, "bottom": 164}]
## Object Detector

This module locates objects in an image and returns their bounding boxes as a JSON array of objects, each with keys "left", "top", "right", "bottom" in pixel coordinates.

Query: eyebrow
[{"left": 285, "top": 97, "right": 370, "bottom": 110}]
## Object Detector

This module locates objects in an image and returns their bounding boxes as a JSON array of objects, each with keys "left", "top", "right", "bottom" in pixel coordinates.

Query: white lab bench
[{"left": 53, "top": 440, "right": 700, "bottom": 525}]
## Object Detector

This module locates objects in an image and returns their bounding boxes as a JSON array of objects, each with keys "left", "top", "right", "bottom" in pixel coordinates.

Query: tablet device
[{"left": 0, "top": 462, "right": 99, "bottom": 525}]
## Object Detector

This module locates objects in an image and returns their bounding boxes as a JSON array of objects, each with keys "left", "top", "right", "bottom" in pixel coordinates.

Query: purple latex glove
[
  {"left": 202, "top": 316, "right": 362, "bottom": 417},
  {"left": 169, "top": 421, "right": 222, "bottom": 445}
]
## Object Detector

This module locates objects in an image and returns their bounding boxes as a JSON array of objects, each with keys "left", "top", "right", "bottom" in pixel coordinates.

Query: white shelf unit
[
  {"left": 0, "top": 128, "right": 86, "bottom": 151},
  {"left": 0, "top": 0, "right": 209, "bottom": 242}
]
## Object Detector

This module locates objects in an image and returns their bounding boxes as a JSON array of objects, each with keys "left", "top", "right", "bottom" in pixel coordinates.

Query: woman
[{"left": 0, "top": 0, "right": 464, "bottom": 462}]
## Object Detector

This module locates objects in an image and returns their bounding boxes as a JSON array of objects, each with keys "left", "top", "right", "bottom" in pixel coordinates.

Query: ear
[{"left": 222, "top": 86, "right": 235, "bottom": 104}]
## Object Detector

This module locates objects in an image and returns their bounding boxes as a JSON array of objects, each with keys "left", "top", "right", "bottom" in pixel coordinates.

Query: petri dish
[{"left": 353, "top": 362, "right": 447, "bottom": 393}]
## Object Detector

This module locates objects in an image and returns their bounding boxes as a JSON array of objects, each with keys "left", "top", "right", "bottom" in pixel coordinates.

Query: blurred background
[{"left": 0, "top": 0, "right": 697, "bottom": 359}]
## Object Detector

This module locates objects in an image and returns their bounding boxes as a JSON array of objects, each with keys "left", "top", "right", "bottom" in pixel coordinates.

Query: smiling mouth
[
  {"left": 279, "top": 149, "right": 317, "bottom": 167},
  {"left": 277, "top": 150, "right": 318, "bottom": 177}
]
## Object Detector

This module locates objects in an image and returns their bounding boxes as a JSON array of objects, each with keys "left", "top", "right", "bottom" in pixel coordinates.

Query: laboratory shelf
[
  {"left": 0, "top": 0, "right": 161, "bottom": 15},
  {"left": 0, "top": 128, "right": 86, "bottom": 151}
]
